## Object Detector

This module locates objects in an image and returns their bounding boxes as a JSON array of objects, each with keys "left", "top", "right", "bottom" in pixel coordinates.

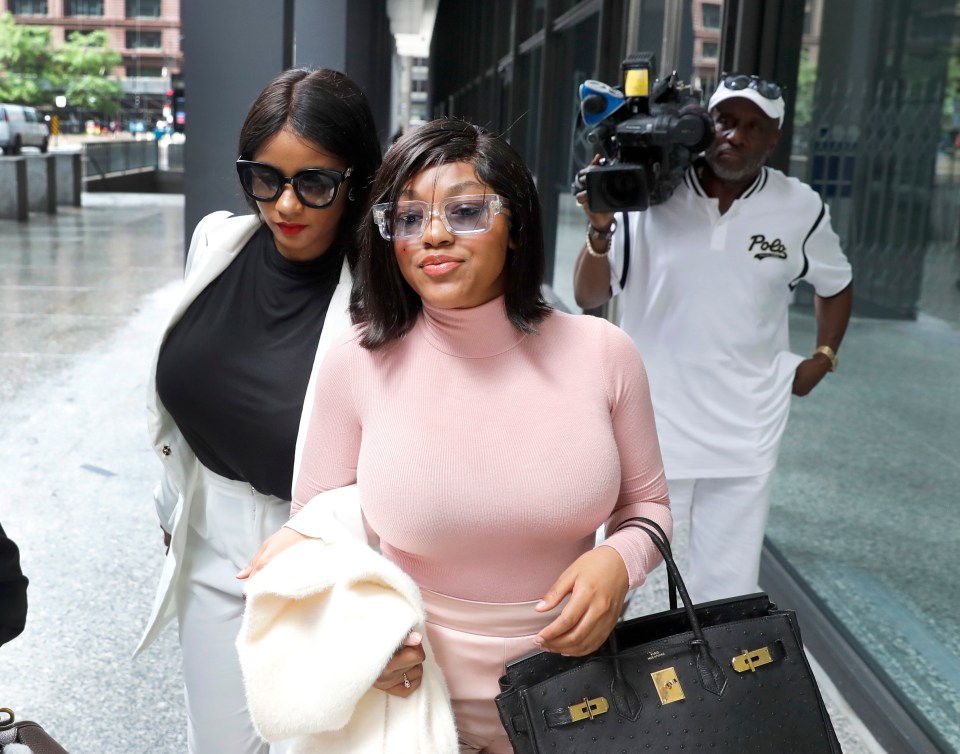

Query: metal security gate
[{"left": 804, "top": 79, "right": 948, "bottom": 320}]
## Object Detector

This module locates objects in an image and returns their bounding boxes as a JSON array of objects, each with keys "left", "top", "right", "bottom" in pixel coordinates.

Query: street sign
[{"left": 51, "top": 115, "right": 60, "bottom": 136}]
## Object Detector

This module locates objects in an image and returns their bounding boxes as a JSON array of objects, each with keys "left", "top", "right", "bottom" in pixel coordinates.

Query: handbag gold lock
[
  {"left": 650, "top": 667, "right": 686, "bottom": 704},
  {"left": 732, "top": 646, "right": 774, "bottom": 673},
  {"left": 568, "top": 696, "right": 609, "bottom": 722}
]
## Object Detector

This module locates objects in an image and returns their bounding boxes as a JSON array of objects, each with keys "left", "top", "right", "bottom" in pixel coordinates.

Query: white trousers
[
  {"left": 667, "top": 472, "right": 775, "bottom": 604},
  {"left": 176, "top": 467, "right": 291, "bottom": 754}
]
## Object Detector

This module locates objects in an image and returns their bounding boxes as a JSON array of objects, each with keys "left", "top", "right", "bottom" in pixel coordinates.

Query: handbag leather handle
[
  {"left": 619, "top": 517, "right": 678, "bottom": 611},
  {"left": 615, "top": 517, "right": 728, "bottom": 697}
]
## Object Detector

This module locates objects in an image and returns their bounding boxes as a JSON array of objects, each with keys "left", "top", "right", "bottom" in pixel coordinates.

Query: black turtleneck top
[{"left": 156, "top": 224, "right": 342, "bottom": 499}]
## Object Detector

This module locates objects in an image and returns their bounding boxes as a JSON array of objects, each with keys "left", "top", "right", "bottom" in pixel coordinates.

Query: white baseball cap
[{"left": 708, "top": 76, "right": 785, "bottom": 128}]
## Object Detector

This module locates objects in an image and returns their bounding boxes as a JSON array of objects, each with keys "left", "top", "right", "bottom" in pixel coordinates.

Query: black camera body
[{"left": 577, "top": 53, "right": 714, "bottom": 213}]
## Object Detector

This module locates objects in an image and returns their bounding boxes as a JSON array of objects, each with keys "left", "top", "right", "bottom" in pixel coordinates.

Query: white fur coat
[{"left": 236, "top": 493, "right": 458, "bottom": 754}]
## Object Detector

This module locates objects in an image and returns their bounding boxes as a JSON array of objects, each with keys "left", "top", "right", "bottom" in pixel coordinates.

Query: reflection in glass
[{"left": 774, "top": 0, "right": 960, "bottom": 748}]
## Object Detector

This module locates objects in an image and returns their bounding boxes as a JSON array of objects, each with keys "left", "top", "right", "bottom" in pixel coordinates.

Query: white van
[{"left": 0, "top": 104, "right": 50, "bottom": 154}]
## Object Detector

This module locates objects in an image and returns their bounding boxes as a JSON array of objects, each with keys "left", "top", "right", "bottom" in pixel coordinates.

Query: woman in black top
[{"left": 136, "top": 68, "right": 381, "bottom": 754}]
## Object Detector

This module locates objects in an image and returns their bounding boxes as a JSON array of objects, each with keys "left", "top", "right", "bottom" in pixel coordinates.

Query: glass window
[
  {"left": 126, "top": 30, "right": 162, "bottom": 49},
  {"left": 779, "top": 0, "right": 960, "bottom": 748},
  {"left": 701, "top": 2, "right": 721, "bottom": 29},
  {"left": 491, "top": 0, "right": 512, "bottom": 61},
  {"left": 547, "top": 12, "right": 598, "bottom": 307},
  {"left": 530, "top": 0, "right": 546, "bottom": 33},
  {"left": 64, "top": 0, "right": 104, "bottom": 16},
  {"left": 555, "top": 0, "right": 586, "bottom": 16},
  {"left": 523, "top": 46, "right": 543, "bottom": 169},
  {"left": 125, "top": 0, "right": 161, "bottom": 17},
  {"left": 517, "top": 0, "right": 546, "bottom": 42},
  {"left": 125, "top": 65, "right": 163, "bottom": 77},
  {"left": 10, "top": 0, "right": 48, "bottom": 14},
  {"left": 689, "top": 0, "right": 724, "bottom": 94},
  {"left": 65, "top": 28, "right": 99, "bottom": 42}
]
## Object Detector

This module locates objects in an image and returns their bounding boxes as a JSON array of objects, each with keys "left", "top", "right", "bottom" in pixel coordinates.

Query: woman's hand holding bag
[{"left": 533, "top": 545, "right": 629, "bottom": 657}]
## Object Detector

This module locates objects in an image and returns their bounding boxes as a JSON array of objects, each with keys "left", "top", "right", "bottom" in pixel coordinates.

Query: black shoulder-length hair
[
  {"left": 352, "top": 117, "right": 550, "bottom": 349},
  {"left": 237, "top": 68, "right": 382, "bottom": 267}
]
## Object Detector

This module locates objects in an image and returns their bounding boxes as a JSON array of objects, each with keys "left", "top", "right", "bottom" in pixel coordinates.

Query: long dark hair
[
  {"left": 352, "top": 117, "right": 549, "bottom": 349},
  {"left": 237, "top": 68, "right": 381, "bottom": 266}
]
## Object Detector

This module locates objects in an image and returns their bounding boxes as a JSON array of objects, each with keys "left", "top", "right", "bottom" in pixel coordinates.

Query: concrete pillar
[
  {"left": 181, "top": 1, "right": 289, "bottom": 251},
  {"left": 54, "top": 152, "right": 82, "bottom": 207},
  {"left": 0, "top": 158, "right": 28, "bottom": 221},
  {"left": 25, "top": 154, "right": 57, "bottom": 214}
]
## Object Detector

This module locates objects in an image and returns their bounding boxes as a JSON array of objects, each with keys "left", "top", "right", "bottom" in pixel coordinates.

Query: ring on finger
[{"left": 402, "top": 672, "right": 411, "bottom": 689}]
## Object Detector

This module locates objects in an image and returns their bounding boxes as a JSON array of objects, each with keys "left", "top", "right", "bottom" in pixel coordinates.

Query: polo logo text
[{"left": 748, "top": 234, "right": 787, "bottom": 260}]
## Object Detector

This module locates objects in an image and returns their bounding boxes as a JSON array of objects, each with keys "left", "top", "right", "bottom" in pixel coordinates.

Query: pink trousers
[{"left": 422, "top": 589, "right": 564, "bottom": 754}]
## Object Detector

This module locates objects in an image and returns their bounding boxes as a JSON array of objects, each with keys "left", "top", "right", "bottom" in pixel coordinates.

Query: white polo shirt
[{"left": 609, "top": 163, "right": 852, "bottom": 479}]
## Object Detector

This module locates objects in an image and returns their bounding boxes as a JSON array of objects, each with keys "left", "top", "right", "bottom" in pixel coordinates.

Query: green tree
[
  {"left": 52, "top": 30, "right": 122, "bottom": 116},
  {"left": 0, "top": 11, "right": 54, "bottom": 105},
  {"left": 0, "top": 16, "right": 122, "bottom": 114}
]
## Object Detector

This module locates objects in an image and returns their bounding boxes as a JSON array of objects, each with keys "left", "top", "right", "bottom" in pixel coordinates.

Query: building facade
[{"left": 2, "top": 0, "right": 182, "bottom": 127}]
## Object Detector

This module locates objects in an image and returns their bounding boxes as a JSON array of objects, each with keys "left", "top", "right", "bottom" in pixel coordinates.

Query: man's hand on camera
[
  {"left": 576, "top": 155, "right": 615, "bottom": 232},
  {"left": 573, "top": 153, "right": 618, "bottom": 309}
]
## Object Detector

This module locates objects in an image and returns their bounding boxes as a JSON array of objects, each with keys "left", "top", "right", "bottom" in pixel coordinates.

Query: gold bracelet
[
  {"left": 813, "top": 345, "right": 838, "bottom": 371},
  {"left": 585, "top": 229, "right": 610, "bottom": 258}
]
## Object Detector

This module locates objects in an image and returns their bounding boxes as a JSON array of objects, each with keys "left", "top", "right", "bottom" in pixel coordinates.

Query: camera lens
[{"left": 600, "top": 169, "right": 648, "bottom": 209}]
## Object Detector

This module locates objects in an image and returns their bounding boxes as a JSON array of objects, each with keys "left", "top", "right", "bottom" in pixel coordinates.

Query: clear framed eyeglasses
[{"left": 372, "top": 194, "right": 507, "bottom": 240}]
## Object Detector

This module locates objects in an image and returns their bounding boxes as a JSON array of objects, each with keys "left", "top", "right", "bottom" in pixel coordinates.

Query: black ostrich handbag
[{"left": 495, "top": 518, "right": 841, "bottom": 753}]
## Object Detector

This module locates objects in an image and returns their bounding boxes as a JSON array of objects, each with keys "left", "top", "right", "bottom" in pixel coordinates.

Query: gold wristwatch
[{"left": 814, "top": 345, "right": 838, "bottom": 372}]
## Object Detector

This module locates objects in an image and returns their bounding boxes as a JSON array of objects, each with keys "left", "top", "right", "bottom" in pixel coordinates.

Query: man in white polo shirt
[{"left": 574, "top": 74, "right": 853, "bottom": 603}]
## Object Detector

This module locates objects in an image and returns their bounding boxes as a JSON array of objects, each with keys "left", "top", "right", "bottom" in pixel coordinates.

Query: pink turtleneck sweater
[{"left": 292, "top": 297, "right": 671, "bottom": 602}]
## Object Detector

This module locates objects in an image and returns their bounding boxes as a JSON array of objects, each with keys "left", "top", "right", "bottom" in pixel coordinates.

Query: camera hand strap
[{"left": 618, "top": 210, "right": 630, "bottom": 291}]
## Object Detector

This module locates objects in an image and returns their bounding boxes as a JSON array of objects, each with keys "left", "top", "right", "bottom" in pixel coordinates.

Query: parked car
[{"left": 0, "top": 104, "right": 50, "bottom": 154}]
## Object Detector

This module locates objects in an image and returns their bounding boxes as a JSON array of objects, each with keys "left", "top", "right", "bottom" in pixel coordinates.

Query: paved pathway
[{"left": 1, "top": 196, "right": 187, "bottom": 752}]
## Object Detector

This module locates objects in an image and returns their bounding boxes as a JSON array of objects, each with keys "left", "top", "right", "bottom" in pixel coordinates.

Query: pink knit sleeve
[
  {"left": 594, "top": 322, "right": 672, "bottom": 589},
  {"left": 291, "top": 333, "right": 362, "bottom": 516}
]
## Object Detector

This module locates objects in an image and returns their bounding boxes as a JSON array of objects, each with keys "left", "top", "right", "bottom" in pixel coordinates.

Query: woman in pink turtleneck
[{"left": 241, "top": 118, "right": 671, "bottom": 753}]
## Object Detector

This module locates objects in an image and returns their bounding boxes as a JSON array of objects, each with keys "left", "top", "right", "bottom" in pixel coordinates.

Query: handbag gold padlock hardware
[
  {"left": 650, "top": 667, "right": 686, "bottom": 704},
  {"left": 732, "top": 646, "right": 774, "bottom": 673},
  {"left": 568, "top": 696, "right": 609, "bottom": 722}
]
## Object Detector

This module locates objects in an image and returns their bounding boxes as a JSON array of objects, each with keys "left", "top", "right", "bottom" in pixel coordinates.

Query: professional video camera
[{"left": 575, "top": 52, "right": 714, "bottom": 213}]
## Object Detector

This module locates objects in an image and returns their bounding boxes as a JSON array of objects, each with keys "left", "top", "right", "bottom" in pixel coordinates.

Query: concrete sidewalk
[{"left": 1, "top": 195, "right": 187, "bottom": 751}]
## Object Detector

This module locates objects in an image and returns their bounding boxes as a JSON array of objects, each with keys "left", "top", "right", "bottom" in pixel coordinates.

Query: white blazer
[{"left": 135, "top": 211, "right": 355, "bottom": 655}]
